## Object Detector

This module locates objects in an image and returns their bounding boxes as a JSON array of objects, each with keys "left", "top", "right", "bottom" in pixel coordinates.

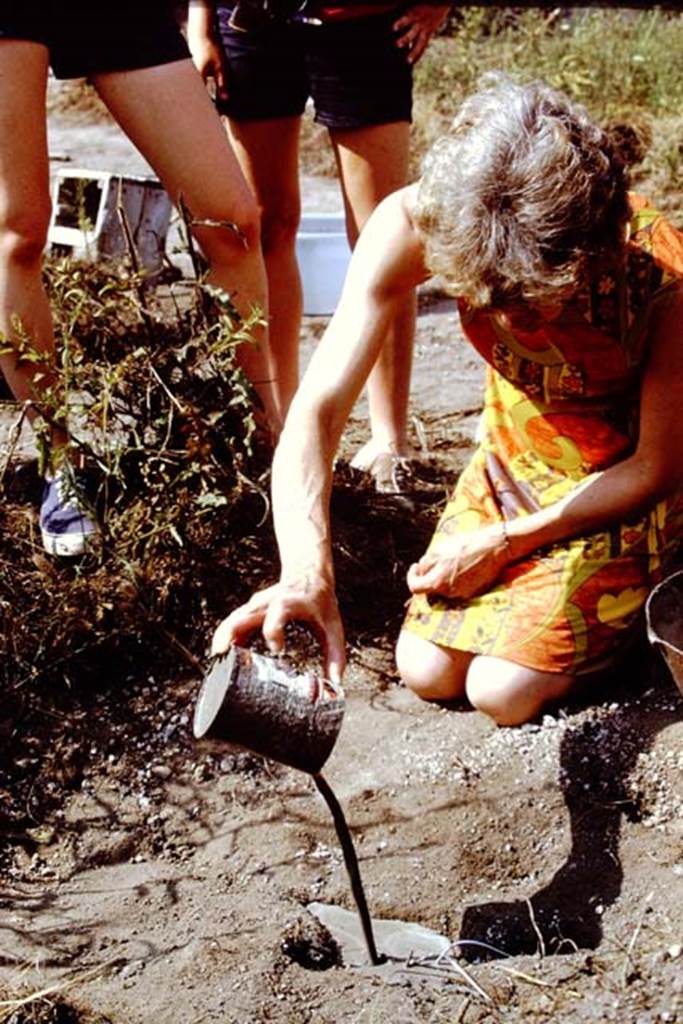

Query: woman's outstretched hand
[
  {"left": 407, "top": 523, "right": 512, "bottom": 601},
  {"left": 187, "top": 25, "right": 229, "bottom": 102},
  {"left": 211, "top": 573, "right": 346, "bottom": 684},
  {"left": 393, "top": 4, "right": 450, "bottom": 64}
]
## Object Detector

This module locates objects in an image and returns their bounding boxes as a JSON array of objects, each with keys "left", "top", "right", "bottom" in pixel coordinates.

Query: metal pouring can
[
  {"left": 646, "top": 567, "right": 683, "bottom": 698},
  {"left": 192, "top": 645, "right": 345, "bottom": 774}
]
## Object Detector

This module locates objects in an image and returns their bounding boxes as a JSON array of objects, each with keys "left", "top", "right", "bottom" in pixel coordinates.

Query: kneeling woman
[{"left": 216, "top": 75, "right": 683, "bottom": 726}]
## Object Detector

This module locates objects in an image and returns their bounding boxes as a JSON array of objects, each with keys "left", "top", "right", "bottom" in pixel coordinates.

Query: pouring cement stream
[
  {"left": 193, "top": 648, "right": 490, "bottom": 990},
  {"left": 193, "top": 649, "right": 386, "bottom": 964},
  {"left": 313, "top": 772, "right": 385, "bottom": 966},
  {"left": 310, "top": 778, "right": 492, "bottom": 998}
]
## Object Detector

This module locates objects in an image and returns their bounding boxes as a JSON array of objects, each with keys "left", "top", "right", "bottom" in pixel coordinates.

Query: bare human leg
[
  {"left": 396, "top": 628, "right": 473, "bottom": 701},
  {"left": 0, "top": 41, "right": 67, "bottom": 446},
  {"left": 0, "top": 40, "right": 100, "bottom": 554},
  {"left": 225, "top": 115, "right": 303, "bottom": 425},
  {"left": 91, "top": 59, "right": 281, "bottom": 434},
  {"left": 330, "top": 121, "right": 415, "bottom": 467},
  {"left": 465, "top": 656, "right": 576, "bottom": 727},
  {"left": 396, "top": 630, "right": 578, "bottom": 726}
]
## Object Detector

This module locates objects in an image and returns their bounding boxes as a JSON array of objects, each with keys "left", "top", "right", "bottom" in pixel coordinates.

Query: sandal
[{"left": 363, "top": 451, "right": 417, "bottom": 495}]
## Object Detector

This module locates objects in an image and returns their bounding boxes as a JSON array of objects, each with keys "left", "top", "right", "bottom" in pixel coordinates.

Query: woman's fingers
[
  {"left": 211, "top": 608, "right": 256, "bottom": 655},
  {"left": 262, "top": 595, "right": 295, "bottom": 654},
  {"left": 407, "top": 557, "right": 442, "bottom": 594},
  {"left": 317, "top": 613, "right": 347, "bottom": 685},
  {"left": 393, "top": 5, "right": 448, "bottom": 64},
  {"left": 393, "top": 20, "right": 422, "bottom": 63},
  {"left": 210, "top": 585, "right": 277, "bottom": 655},
  {"left": 211, "top": 581, "right": 347, "bottom": 683},
  {"left": 213, "top": 60, "right": 229, "bottom": 104},
  {"left": 262, "top": 592, "right": 346, "bottom": 682}
]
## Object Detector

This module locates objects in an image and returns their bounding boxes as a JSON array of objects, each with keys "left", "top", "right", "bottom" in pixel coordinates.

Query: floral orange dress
[{"left": 403, "top": 197, "right": 683, "bottom": 674}]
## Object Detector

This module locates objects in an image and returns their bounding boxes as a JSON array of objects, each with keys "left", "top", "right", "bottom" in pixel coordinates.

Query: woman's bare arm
[
  {"left": 507, "top": 283, "right": 683, "bottom": 558},
  {"left": 213, "top": 184, "right": 430, "bottom": 676},
  {"left": 409, "top": 283, "right": 683, "bottom": 601},
  {"left": 186, "top": 0, "right": 229, "bottom": 103}
]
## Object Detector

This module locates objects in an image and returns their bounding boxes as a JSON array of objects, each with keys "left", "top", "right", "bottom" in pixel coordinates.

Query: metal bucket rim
[{"left": 645, "top": 567, "right": 683, "bottom": 652}]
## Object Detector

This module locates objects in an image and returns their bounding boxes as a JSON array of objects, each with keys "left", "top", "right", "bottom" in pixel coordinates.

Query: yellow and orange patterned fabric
[{"left": 404, "top": 196, "right": 683, "bottom": 673}]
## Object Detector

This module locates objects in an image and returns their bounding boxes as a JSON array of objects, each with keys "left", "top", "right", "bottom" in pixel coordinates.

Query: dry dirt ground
[{"left": 1, "top": 93, "right": 682, "bottom": 1024}]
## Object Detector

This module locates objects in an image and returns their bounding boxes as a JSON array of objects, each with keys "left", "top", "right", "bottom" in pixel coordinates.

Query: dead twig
[
  {"left": 438, "top": 946, "right": 493, "bottom": 1003},
  {"left": 412, "top": 414, "right": 430, "bottom": 455},
  {"left": 0, "top": 956, "right": 122, "bottom": 1021},
  {"left": 494, "top": 963, "right": 580, "bottom": 999},
  {"left": 187, "top": 215, "right": 248, "bottom": 248},
  {"left": 454, "top": 996, "right": 471, "bottom": 1023},
  {"left": 148, "top": 361, "right": 186, "bottom": 415},
  {"left": 621, "top": 889, "right": 655, "bottom": 987},
  {"left": 157, "top": 623, "right": 205, "bottom": 674},
  {"left": 115, "top": 183, "right": 157, "bottom": 345},
  {"left": 446, "top": 956, "right": 494, "bottom": 1004},
  {"left": 177, "top": 196, "right": 208, "bottom": 302},
  {"left": 0, "top": 401, "right": 31, "bottom": 487},
  {"left": 112, "top": 570, "right": 205, "bottom": 674},
  {"left": 526, "top": 896, "right": 546, "bottom": 959}
]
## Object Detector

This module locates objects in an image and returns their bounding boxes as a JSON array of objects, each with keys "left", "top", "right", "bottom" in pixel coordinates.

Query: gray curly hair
[{"left": 415, "top": 75, "right": 629, "bottom": 308}]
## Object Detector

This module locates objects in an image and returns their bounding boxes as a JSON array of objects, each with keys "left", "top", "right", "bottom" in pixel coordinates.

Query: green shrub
[{"left": 0, "top": 259, "right": 275, "bottom": 693}]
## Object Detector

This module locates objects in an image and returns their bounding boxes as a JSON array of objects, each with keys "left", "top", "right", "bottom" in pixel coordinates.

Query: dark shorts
[
  {"left": 0, "top": 1, "right": 189, "bottom": 80},
  {"left": 214, "top": 5, "right": 412, "bottom": 129}
]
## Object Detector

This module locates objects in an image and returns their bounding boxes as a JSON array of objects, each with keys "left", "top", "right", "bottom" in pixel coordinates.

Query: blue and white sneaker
[{"left": 39, "top": 466, "right": 98, "bottom": 557}]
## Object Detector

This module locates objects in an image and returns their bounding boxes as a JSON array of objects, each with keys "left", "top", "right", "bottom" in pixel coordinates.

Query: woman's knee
[
  {"left": 466, "top": 656, "right": 574, "bottom": 727},
  {"left": 191, "top": 191, "right": 262, "bottom": 263},
  {"left": 259, "top": 202, "right": 300, "bottom": 256},
  {"left": 0, "top": 199, "right": 52, "bottom": 268},
  {"left": 395, "top": 630, "right": 469, "bottom": 702}
]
